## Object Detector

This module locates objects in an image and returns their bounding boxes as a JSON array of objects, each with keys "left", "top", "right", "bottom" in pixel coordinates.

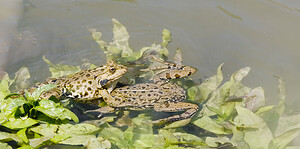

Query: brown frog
[
  {"left": 88, "top": 53, "right": 198, "bottom": 124},
  {"left": 22, "top": 60, "right": 127, "bottom": 101}
]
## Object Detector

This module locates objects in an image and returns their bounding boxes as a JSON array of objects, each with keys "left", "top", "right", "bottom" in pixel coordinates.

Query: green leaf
[
  {"left": 0, "top": 143, "right": 12, "bottom": 149},
  {"left": 197, "top": 63, "right": 223, "bottom": 102},
  {"left": 85, "top": 137, "right": 111, "bottom": 149},
  {"left": 231, "top": 127, "right": 250, "bottom": 149},
  {"left": 98, "top": 124, "right": 132, "bottom": 148},
  {"left": 193, "top": 116, "right": 229, "bottom": 134},
  {"left": 33, "top": 99, "right": 79, "bottom": 122},
  {"left": 50, "top": 134, "right": 70, "bottom": 143},
  {"left": 112, "top": 18, "right": 133, "bottom": 58},
  {"left": 17, "top": 128, "right": 28, "bottom": 143},
  {"left": 205, "top": 136, "right": 231, "bottom": 147},
  {"left": 275, "top": 114, "right": 300, "bottom": 137},
  {"left": 31, "top": 123, "right": 100, "bottom": 136},
  {"left": 200, "top": 66, "right": 251, "bottom": 116},
  {"left": 29, "top": 136, "right": 53, "bottom": 148},
  {"left": 163, "top": 118, "right": 191, "bottom": 129},
  {"left": 274, "top": 75, "right": 286, "bottom": 116},
  {"left": 0, "top": 131, "right": 22, "bottom": 143},
  {"left": 2, "top": 117, "right": 38, "bottom": 130},
  {"left": 269, "top": 129, "right": 300, "bottom": 149},
  {"left": 17, "top": 145, "right": 33, "bottom": 149},
  {"left": 27, "top": 84, "right": 56, "bottom": 101},
  {"left": 245, "top": 87, "right": 266, "bottom": 112},
  {"left": 235, "top": 106, "right": 273, "bottom": 149},
  {"left": 43, "top": 56, "right": 81, "bottom": 78},
  {"left": 0, "top": 73, "right": 12, "bottom": 100},
  {"left": 161, "top": 29, "right": 171, "bottom": 48},
  {"left": 11, "top": 67, "right": 30, "bottom": 91},
  {"left": 255, "top": 105, "right": 275, "bottom": 115}
]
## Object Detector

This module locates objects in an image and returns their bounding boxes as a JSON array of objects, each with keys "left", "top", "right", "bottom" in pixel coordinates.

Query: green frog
[
  {"left": 88, "top": 55, "right": 198, "bottom": 124},
  {"left": 22, "top": 60, "right": 127, "bottom": 101}
]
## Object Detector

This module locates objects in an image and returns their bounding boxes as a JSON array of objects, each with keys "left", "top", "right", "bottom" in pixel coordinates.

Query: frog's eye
[{"left": 109, "top": 67, "right": 116, "bottom": 73}]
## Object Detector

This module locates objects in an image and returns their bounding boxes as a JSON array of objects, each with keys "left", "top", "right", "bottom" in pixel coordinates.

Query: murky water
[{"left": 1, "top": 0, "right": 300, "bottom": 145}]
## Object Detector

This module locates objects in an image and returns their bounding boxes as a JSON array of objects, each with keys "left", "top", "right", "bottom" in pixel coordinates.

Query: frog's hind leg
[{"left": 152, "top": 102, "right": 199, "bottom": 124}]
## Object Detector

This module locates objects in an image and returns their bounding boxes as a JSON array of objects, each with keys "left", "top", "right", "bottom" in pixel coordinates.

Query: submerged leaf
[
  {"left": 205, "top": 136, "right": 231, "bottom": 147},
  {"left": 200, "top": 67, "right": 251, "bottom": 116},
  {"left": 235, "top": 106, "right": 273, "bottom": 149},
  {"left": 245, "top": 87, "right": 266, "bottom": 112},
  {"left": 193, "top": 116, "right": 229, "bottom": 134},
  {"left": 269, "top": 129, "right": 300, "bottom": 149},
  {"left": 43, "top": 56, "right": 81, "bottom": 78},
  {"left": 11, "top": 67, "right": 30, "bottom": 91},
  {"left": 161, "top": 29, "right": 172, "bottom": 48},
  {"left": 112, "top": 18, "right": 133, "bottom": 58}
]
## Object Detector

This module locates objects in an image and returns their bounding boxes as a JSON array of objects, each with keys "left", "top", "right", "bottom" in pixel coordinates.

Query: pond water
[{"left": 1, "top": 0, "right": 300, "bottom": 145}]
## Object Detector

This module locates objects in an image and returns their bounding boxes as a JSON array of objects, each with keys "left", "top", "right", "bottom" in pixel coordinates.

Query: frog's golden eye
[{"left": 109, "top": 67, "right": 116, "bottom": 73}]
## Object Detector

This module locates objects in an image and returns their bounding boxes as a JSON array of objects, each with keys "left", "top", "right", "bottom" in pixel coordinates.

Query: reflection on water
[{"left": 1, "top": 0, "right": 300, "bottom": 144}]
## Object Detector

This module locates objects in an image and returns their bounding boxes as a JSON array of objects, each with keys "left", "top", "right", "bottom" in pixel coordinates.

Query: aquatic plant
[{"left": 0, "top": 19, "right": 299, "bottom": 149}]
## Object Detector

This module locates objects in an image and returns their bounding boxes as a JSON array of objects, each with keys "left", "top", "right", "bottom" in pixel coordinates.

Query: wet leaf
[
  {"left": 235, "top": 106, "right": 273, "bottom": 149},
  {"left": 245, "top": 87, "right": 266, "bottom": 112},
  {"left": 0, "top": 73, "right": 12, "bottom": 100},
  {"left": 11, "top": 67, "right": 30, "bottom": 91},
  {"left": 275, "top": 114, "right": 300, "bottom": 137},
  {"left": 43, "top": 56, "right": 81, "bottom": 78},
  {"left": 198, "top": 63, "right": 223, "bottom": 102},
  {"left": 205, "top": 136, "right": 231, "bottom": 147},
  {"left": 26, "top": 84, "right": 56, "bottom": 101},
  {"left": 193, "top": 116, "right": 229, "bottom": 134},
  {"left": 17, "top": 128, "right": 28, "bottom": 143},
  {"left": 163, "top": 118, "right": 191, "bottom": 129},
  {"left": 0, "top": 143, "right": 12, "bottom": 149},
  {"left": 161, "top": 29, "right": 171, "bottom": 48},
  {"left": 200, "top": 66, "right": 251, "bottom": 116},
  {"left": 2, "top": 117, "right": 38, "bottom": 130},
  {"left": 85, "top": 137, "right": 111, "bottom": 149},
  {"left": 269, "top": 129, "right": 300, "bottom": 149},
  {"left": 112, "top": 18, "right": 133, "bottom": 58},
  {"left": 33, "top": 99, "right": 79, "bottom": 122},
  {"left": 0, "top": 131, "right": 22, "bottom": 143}
]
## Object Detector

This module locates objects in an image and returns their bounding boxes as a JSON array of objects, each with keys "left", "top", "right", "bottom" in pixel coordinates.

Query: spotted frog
[
  {"left": 23, "top": 61, "right": 127, "bottom": 101},
  {"left": 89, "top": 54, "right": 199, "bottom": 124}
]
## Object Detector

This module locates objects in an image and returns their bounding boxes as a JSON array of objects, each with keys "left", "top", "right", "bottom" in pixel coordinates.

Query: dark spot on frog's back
[
  {"left": 100, "top": 79, "right": 109, "bottom": 86},
  {"left": 175, "top": 74, "right": 181, "bottom": 78},
  {"left": 165, "top": 73, "right": 171, "bottom": 79},
  {"left": 86, "top": 74, "right": 91, "bottom": 77}
]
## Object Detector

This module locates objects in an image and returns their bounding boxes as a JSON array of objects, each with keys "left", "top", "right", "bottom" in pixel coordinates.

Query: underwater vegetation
[{"left": 0, "top": 19, "right": 299, "bottom": 149}]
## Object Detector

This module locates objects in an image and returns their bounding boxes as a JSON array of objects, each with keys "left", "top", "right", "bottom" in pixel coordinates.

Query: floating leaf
[{"left": 193, "top": 116, "right": 230, "bottom": 134}]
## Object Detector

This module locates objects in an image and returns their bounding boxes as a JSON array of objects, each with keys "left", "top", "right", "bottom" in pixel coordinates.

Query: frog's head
[
  {"left": 154, "top": 64, "right": 197, "bottom": 82},
  {"left": 94, "top": 61, "right": 127, "bottom": 88},
  {"left": 180, "top": 65, "right": 197, "bottom": 77}
]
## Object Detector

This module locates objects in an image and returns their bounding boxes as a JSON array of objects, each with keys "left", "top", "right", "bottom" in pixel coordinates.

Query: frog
[
  {"left": 140, "top": 49, "right": 197, "bottom": 83},
  {"left": 22, "top": 60, "right": 127, "bottom": 101},
  {"left": 87, "top": 53, "right": 198, "bottom": 124}
]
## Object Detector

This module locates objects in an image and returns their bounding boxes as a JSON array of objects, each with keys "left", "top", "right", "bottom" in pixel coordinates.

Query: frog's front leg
[
  {"left": 99, "top": 89, "right": 122, "bottom": 107},
  {"left": 152, "top": 102, "right": 199, "bottom": 124}
]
